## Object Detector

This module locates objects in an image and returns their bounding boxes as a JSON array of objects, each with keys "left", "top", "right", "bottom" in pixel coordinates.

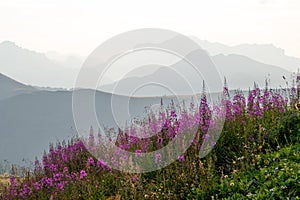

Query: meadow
[{"left": 0, "top": 76, "right": 299, "bottom": 200}]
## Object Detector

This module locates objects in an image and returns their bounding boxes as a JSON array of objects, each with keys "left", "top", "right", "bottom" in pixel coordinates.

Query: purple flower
[
  {"left": 135, "top": 149, "right": 142, "bottom": 154},
  {"left": 33, "top": 181, "right": 41, "bottom": 191},
  {"left": 57, "top": 182, "right": 64, "bottom": 191},
  {"left": 10, "top": 188, "right": 18, "bottom": 197},
  {"left": 87, "top": 157, "right": 95, "bottom": 166},
  {"left": 70, "top": 172, "right": 78, "bottom": 180},
  {"left": 53, "top": 173, "right": 62, "bottom": 182},
  {"left": 61, "top": 153, "right": 68, "bottom": 162},
  {"left": 10, "top": 177, "right": 18, "bottom": 187},
  {"left": 49, "top": 164, "right": 57, "bottom": 172},
  {"left": 132, "top": 175, "right": 139, "bottom": 182},
  {"left": 97, "top": 159, "right": 106, "bottom": 168},
  {"left": 171, "top": 110, "right": 177, "bottom": 118},
  {"left": 80, "top": 169, "right": 87, "bottom": 179},
  {"left": 178, "top": 155, "right": 185, "bottom": 162},
  {"left": 63, "top": 167, "right": 69, "bottom": 174},
  {"left": 45, "top": 177, "right": 54, "bottom": 187},
  {"left": 20, "top": 184, "right": 32, "bottom": 199}
]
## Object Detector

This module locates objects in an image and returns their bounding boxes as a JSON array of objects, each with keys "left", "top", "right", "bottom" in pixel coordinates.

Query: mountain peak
[{"left": 0, "top": 40, "right": 18, "bottom": 48}]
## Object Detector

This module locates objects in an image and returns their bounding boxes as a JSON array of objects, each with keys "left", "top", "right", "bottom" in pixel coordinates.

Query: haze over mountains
[
  {"left": 0, "top": 73, "right": 37, "bottom": 100},
  {"left": 0, "top": 41, "right": 81, "bottom": 88},
  {"left": 101, "top": 51, "right": 291, "bottom": 96},
  {"left": 0, "top": 39, "right": 297, "bottom": 91},
  {"left": 191, "top": 37, "right": 300, "bottom": 72}
]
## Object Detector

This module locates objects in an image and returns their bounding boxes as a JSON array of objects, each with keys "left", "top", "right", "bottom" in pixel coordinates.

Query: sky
[{"left": 0, "top": 0, "right": 300, "bottom": 59}]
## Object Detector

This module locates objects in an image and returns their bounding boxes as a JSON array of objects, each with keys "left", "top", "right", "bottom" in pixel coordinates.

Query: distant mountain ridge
[
  {"left": 0, "top": 41, "right": 80, "bottom": 88},
  {"left": 0, "top": 39, "right": 298, "bottom": 90},
  {"left": 0, "top": 73, "right": 37, "bottom": 100},
  {"left": 100, "top": 50, "right": 291, "bottom": 96},
  {"left": 191, "top": 37, "right": 300, "bottom": 72}
]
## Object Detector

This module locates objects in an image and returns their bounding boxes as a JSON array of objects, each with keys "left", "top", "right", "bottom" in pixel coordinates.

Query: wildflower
[
  {"left": 53, "top": 173, "right": 62, "bottom": 182},
  {"left": 132, "top": 175, "right": 139, "bottom": 182},
  {"left": 70, "top": 172, "right": 78, "bottom": 180},
  {"left": 80, "top": 169, "right": 87, "bottom": 179},
  {"left": 178, "top": 155, "right": 185, "bottom": 162},
  {"left": 63, "top": 167, "right": 69, "bottom": 174},
  {"left": 10, "top": 177, "right": 18, "bottom": 187},
  {"left": 87, "top": 157, "right": 95, "bottom": 166},
  {"left": 49, "top": 164, "right": 57, "bottom": 172},
  {"left": 33, "top": 181, "right": 41, "bottom": 191},
  {"left": 57, "top": 182, "right": 64, "bottom": 191},
  {"left": 61, "top": 153, "right": 68, "bottom": 162},
  {"left": 46, "top": 177, "right": 54, "bottom": 187},
  {"left": 171, "top": 110, "right": 177, "bottom": 118},
  {"left": 97, "top": 159, "right": 106, "bottom": 168},
  {"left": 20, "top": 184, "right": 32, "bottom": 199},
  {"left": 10, "top": 188, "right": 18, "bottom": 197},
  {"left": 135, "top": 149, "right": 142, "bottom": 155}
]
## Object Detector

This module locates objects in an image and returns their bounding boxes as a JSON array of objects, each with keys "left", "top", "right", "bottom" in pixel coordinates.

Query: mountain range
[
  {"left": 191, "top": 37, "right": 300, "bottom": 72},
  {"left": 100, "top": 48, "right": 291, "bottom": 96},
  {"left": 0, "top": 41, "right": 81, "bottom": 88},
  {"left": 0, "top": 39, "right": 298, "bottom": 91}
]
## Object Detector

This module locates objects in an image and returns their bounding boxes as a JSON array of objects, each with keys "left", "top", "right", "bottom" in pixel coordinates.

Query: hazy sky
[{"left": 0, "top": 0, "right": 299, "bottom": 59}]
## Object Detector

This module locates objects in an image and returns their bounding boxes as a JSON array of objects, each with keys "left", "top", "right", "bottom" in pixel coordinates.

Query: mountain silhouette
[{"left": 191, "top": 37, "right": 300, "bottom": 72}]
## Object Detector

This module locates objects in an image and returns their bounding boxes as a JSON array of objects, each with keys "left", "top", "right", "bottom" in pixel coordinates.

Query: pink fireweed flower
[
  {"left": 41, "top": 177, "right": 53, "bottom": 188},
  {"left": 49, "top": 164, "right": 57, "bottom": 172},
  {"left": 87, "top": 157, "right": 95, "bottom": 166},
  {"left": 10, "top": 177, "right": 18, "bottom": 187},
  {"left": 34, "top": 159, "right": 42, "bottom": 171},
  {"left": 53, "top": 173, "right": 63, "bottom": 182},
  {"left": 70, "top": 172, "right": 78, "bottom": 180},
  {"left": 33, "top": 181, "right": 41, "bottom": 191},
  {"left": 9, "top": 188, "right": 18, "bottom": 197},
  {"left": 132, "top": 175, "right": 139, "bottom": 182},
  {"left": 178, "top": 155, "right": 185, "bottom": 162},
  {"left": 80, "top": 169, "right": 88, "bottom": 179},
  {"left": 61, "top": 153, "right": 68, "bottom": 162},
  {"left": 135, "top": 149, "right": 143, "bottom": 157},
  {"left": 63, "top": 166, "right": 69, "bottom": 174},
  {"left": 20, "top": 184, "right": 32, "bottom": 199},
  {"left": 171, "top": 110, "right": 177, "bottom": 118},
  {"left": 57, "top": 182, "right": 64, "bottom": 191},
  {"left": 97, "top": 159, "right": 106, "bottom": 168}
]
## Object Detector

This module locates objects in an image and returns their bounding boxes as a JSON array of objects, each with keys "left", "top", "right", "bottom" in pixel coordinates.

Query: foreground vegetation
[{"left": 1, "top": 76, "right": 300, "bottom": 199}]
